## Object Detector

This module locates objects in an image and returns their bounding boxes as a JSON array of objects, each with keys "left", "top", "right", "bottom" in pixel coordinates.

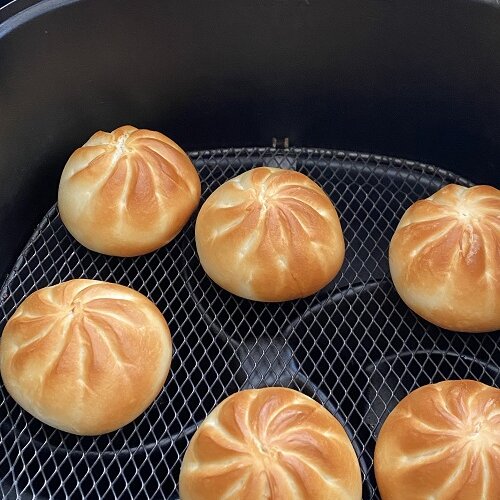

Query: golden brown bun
[
  {"left": 179, "top": 387, "right": 362, "bottom": 500},
  {"left": 374, "top": 380, "right": 500, "bottom": 500},
  {"left": 195, "top": 167, "right": 345, "bottom": 301},
  {"left": 58, "top": 125, "right": 201, "bottom": 257},
  {"left": 0, "top": 279, "right": 172, "bottom": 435},
  {"left": 389, "top": 184, "right": 500, "bottom": 332}
]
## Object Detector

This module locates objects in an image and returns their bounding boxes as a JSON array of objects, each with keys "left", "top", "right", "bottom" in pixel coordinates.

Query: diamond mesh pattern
[{"left": 0, "top": 147, "right": 498, "bottom": 499}]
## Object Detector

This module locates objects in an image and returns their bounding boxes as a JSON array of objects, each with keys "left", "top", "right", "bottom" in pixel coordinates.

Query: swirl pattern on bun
[
  {"left": 179, "top": 387, "right": 362, "bottom": 499},
  {"left": 58, "top": 125, "right": 201, "bottom": 256},
  {"left": 389, "top": 184, "right": 500, "bottom": 332},
  {"left": 195, "top": 167, "right": 345, "bottom": 301},
  {"left": 375, "top": 380, "right": 500, "bottom": 500},
  {"left": 0, "top": 279, "right": 172, "bottom": 435}
]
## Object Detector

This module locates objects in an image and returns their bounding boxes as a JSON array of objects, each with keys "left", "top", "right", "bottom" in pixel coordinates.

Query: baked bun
[
  {"left": 58, "top": 125, "right": 201, "bottom": 256},
  {"left": 179, "top": 387, "right": 362, "bottom": 500},
  {"left": 389, "top": 184, "right": 500, "bottom": 332},
  {"left": 374, "top": 380, "right": 500, "bottom": 500},
  {"left": 195, "top": 167, "right": 345, "bottom": 301},
  {"left": 0, "top": 279, "right": 172, "bottom": 435}
]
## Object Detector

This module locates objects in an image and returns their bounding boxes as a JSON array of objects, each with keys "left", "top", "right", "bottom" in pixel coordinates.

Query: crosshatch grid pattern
[{"left": 0, "top": 147, "right": 498, "bottom": 499}]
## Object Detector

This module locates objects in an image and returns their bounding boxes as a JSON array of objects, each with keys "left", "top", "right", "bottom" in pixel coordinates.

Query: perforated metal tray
[{"left": 1, "top": 147, "right": 498, "bottom": 499}]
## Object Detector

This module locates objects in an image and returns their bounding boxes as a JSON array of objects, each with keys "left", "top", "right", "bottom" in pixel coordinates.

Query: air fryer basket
[{"left": 1, "top": 147, "right": 498, "bottom": 499}]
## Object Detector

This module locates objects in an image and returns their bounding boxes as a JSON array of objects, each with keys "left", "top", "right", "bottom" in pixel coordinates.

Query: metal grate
[{"left": 0, "top": 147, "right": 498, "bottom": 499}]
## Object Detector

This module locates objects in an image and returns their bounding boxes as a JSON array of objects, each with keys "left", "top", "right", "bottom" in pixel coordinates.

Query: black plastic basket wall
[{"left": 1, "top": 147, "right": 498, "bottom": 499}]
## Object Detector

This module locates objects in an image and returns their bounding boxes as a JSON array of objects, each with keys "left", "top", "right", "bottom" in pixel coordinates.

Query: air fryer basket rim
[{"left": 2, "top": 0, "right": 500, "bottom": 24}]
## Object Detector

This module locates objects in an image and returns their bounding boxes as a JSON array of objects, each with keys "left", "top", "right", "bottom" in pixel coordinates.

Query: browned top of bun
[
  {"left": 195, "top": 167, "right": 345, "bottom": 301},
  {"left": 58, "top": 125, "right": 201, "bottom": 256},
  {"left": 0, "top": 279, "right": 172, "bottom": 435},
  {"left": 375, "top": 380, "right": 500, "bottom": 500},
  {"left": 179, "top": 387, "right": 362, "bottom": 500},
  {"left": 389, "top": 184, "right": 500, "bottom": 332}
]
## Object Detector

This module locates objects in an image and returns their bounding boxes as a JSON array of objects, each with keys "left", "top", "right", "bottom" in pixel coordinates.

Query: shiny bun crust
[
  {"left": 389, "top": 184, "right": 500, "bottom": 332},
  {"left": 195, "top": 167, "right": 345, "bottom": 301},
  {"left": 58, "top": 125, "right": 201, "bottom": 256},
  {"left": 0, "top": 279, "right": 172, "bottom": 435},
  {"left": 179, "top": 387, "right": 362, "bottom": 500},
  {"left": 374, "top": 380, "right": 500, "bottom": 500}
]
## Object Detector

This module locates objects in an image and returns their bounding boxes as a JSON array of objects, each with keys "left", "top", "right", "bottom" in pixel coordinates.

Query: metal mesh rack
[{"left": 0, "top": 147, "right": 498, "bottom": 499}]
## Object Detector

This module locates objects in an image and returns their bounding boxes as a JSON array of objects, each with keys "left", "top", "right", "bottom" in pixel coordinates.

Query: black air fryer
[{"left": 0, "top": 1, "right": 498, "bottom": 498}]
